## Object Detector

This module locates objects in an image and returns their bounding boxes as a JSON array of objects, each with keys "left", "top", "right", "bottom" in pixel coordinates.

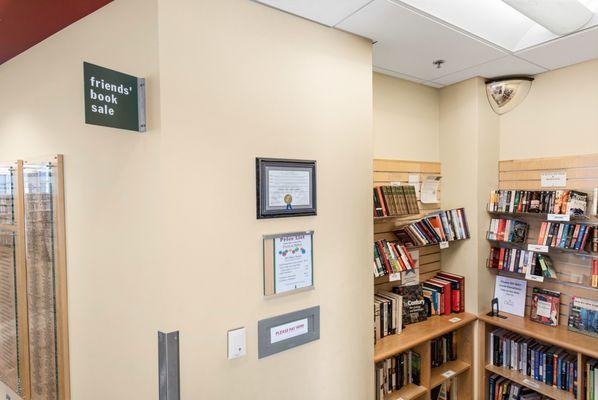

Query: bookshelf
[{"left": 479, "top": 312, "right": 597, "bottom": 400}]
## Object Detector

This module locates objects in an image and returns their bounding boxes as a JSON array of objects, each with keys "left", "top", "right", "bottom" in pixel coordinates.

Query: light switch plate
[{"left": 228, "top": 327, "right": 246, "bottom": 359}]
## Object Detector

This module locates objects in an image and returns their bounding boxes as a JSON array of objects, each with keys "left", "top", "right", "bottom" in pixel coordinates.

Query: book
[
  {"left": 375, "top": 350, "right": 422, "bottom": 396},
  {"left": 373, "top": 185, "right": 419, "bottom": 217},
  {"left": 394, "top": 208, "right": 470, "bottom": 247},
  {"left": 374, "top": 291, "right": 403, "bottom": 342},
  {"left": 489, "top": 189, "right": 588, "bottom": 216},
  {"left": 393, "top": 284, "right": 428, "bottom": 325},
  {"left": 592, "top": 259, "right": 598, "bottom": 288},
  {"left": 568, "top": 296, "right": 598, "bottom": 339},
  {"left": 487, "top": 218, "right": 529, "bottom": 244},
  {"left": 529, "top": 287, "right": 560, "bottom": 327}
]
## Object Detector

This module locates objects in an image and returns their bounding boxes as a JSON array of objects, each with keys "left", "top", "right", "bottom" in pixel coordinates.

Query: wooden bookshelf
[
  {"left": 384, "top": 383, "right": 427, "bottom": 400},
  {"left": 479, "top": 311, "right": 598, "bottom": 400},
  {"left": 430, "top": 359, "right": 471, "bottom": 389}
]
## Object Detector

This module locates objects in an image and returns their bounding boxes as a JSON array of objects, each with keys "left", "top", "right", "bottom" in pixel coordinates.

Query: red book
[
  {"left": 427, "top": 278, "right": 452, "bottom": 315},
  {"left": 375, "top": 241, "right": 391, "bottom": 274},
  {"left": 498, "top": 248, "right": 506, "bottom": 270},
  {"left": 436, "top": 271, "right": 465, "bottom": 313},
  {"left": 538, "top": 222, "right": 548, "bottom": 245},
  {"left": 497, "top": 219, "right": 506, "bottom": 241},
  {"left": 376, "top": 187, "right": 387, "bottom": 217}
]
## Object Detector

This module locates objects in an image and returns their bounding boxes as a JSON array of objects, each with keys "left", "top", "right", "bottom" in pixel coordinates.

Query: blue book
[
  {"left": 559, "top": 224, "right": 569, "bottom": 248},
  {"left": 574, "top": 225, "right": 586, "bottom": 250}
]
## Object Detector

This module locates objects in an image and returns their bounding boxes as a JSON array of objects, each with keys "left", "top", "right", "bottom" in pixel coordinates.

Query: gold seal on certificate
[{"left": 256, "top": 158, "right": 316, "bottom": 219}]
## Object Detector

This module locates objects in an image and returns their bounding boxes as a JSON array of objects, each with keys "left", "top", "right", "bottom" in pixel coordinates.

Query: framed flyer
[
  {"left": 263, "top": 231, "right": 314, "bottom": 296},
  {"left": 256, "top": 158, "right": 316, "bottom": 219}
]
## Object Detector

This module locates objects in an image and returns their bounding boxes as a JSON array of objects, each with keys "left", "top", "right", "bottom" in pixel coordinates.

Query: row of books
[
  {"left": 488, "top": 189, "right": 588, "bottom": 216},
  {"left": 375, "top": 350, "right": 421, "bottom": 400},
  {"left": 394, "top": 208, "right": 470, "bottom": 247},
  {"left": 374, "top": 291, "right": 402, "bottom": 342},
  {"left": 568, "top": 296, "right": 598, "bottom": 339},
  {"left": 422, "top": 272, "right": 465, "bottom": 317},
  {"left": 431, "top": 380, "right": 458, "bottom": 400},
  {"left": 487, "top": 218, "right": 528, "bottom": 243},
  {"left": 487, "top": 248, "right": 557, "bottom": 279},
  {"left": 537, "top": 222, "right": 597, "bottom": 252},
  {"left": 585, "top": 358, "right": 598, "bottom": 400},
  {"left": 488, "top": 375, "right": 550, "bottom": 400},
  {"left": 373, "top": 240, "right": 417, "bottom": 278},
  {"left": 374, "top": 185, "right": 419, "bottom": 217},
  {"left": 431, "top": 332, "right": 457, "bottom": 368},
  {"left": 489, "top": 327, "right": 578, "bottom": 395}
]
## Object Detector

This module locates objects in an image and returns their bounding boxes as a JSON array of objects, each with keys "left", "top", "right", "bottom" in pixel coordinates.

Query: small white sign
[
  {"left": 440, "top": 241, "right": 450, "bottom": 249},
  {"left": 524, "top": 270, "right": 544, "bottom": 282},
  {"left": 389, "top": 273, "right": 402, "bottom": 282},
  {"left": 441, "top": 370, "right": 455, "bottom": 379},
  {"left": 401, "top": 269, "right": 420, "bottom": 286},
  {"left": 408, "top": 174, "right": 421, "bottom": 200},
  {"left": 494, "top": 275, "right": 527, "bottom": 317},
  {"left": 528, "top": 244, "right": 549, "bottom": 253},
  {"left": 270, "top": 318, "right": 309, "bottom": 344},
  {"left": 449, "top": 317, "right": 461, "bottom": 323},
  {"left": 523, "top": 379, "right": 540, "bottom": 389},
  {"left": 548, "top": 214, "right": 570, "bottom": 222},
  {"left": 541, "top": 171, "right": 566, "bottom": 187},
  {"left": 390, "top": 181, "right": 402, "bottom": 187}
]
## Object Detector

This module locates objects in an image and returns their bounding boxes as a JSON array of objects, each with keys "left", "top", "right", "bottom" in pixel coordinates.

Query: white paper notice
[
  {"left": 494, "top": 276, "right": 527, "bottom": 317},
  {"left": 548, "top": 214, "right": 570, "bottom": 222},
  {"left": 536, "top": 299, "right": 552, "bottom": 318},
  {"left": 440, "top": 241, "right": 449, "bottom": 249},
  {"left": 401, "top": 269, "right": 419, "bottom": 286},
  {"left": 524, "top": 268, "right": 544, "bottom": 282},
  {"left": 408, "top": 174, "right": 421, "bottom": 200},
  {"left": 389, "top": 273, "right": 402, "bottom": 282},
  {"left": 270, "top": 318, "right": 309, "bottom": 344},
  {"left": 449, "top": 317, "right": 461, "bottom": 323},
  {"left": 528, "top": 244, "right": 549, "bottom": 253},
  {"left": 441, "top": 370, "right": 455, "bottom": 379},
  {"left": 274, "top": 233, "right": 313, "bottom": 293},
  {"left": 268, "top": 169, "right": 311, "bottom": 207},
  {"left": 541, "top": 171, "right": 566, "bottom": 188},
  {"left": 421, "top": 176, "right": 441, "bottom": 204}
]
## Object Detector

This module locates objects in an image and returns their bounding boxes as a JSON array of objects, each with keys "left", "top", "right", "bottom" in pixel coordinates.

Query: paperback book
[
  {"left": 529, "top": 287, "right": 560, "bottom": 327},
  {"left": 568, "top": 296, "right": 598, "bottom": 338}
]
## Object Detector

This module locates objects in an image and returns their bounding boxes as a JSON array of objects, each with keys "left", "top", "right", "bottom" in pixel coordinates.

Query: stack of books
[
  {"left": 568, "top": 296, "right": 598, "bottom": 338},
  {"left": 585, "top": 358, "right": 598, "bottom": 400},
  {"left": 487, "top": 248, "right": 557, "bottom": 279},
  {"left": 394, "top": 208, "right": 470, "bottom": 247},
  {"left": 431, "top": 331, "right": 457, "bottom": 367},
  {"left": 374, "top": 185, "right": 419, "bottom": 217},
  {"left": 489, "top": 328, "right": 578, "bottom": 395},
  {"left": 488, "top": 375, "right": 550, "bottom": 400},
  {"left": 374, "top": 291, "right": 402, "bottom": 343},
  {"left": 487, "top": 218, "right": 528, "bottom": 243},
  {"left": 422, "top": 272, "right": 465, "bottom": 317},
  {"left": 537, "top": 222, "right": 594, "bottom": 251},
  {"left": 375, "top": 350, "right": 421, "bottom": 400},
  {"left": 373, "top": 240, "right": 417, "bottom": 277},
  {"left": 488, "top": 189, "right": 588, "bottom": 216}
]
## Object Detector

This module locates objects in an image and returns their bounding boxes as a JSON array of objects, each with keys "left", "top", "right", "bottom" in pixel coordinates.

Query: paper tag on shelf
[
  {"left": 440, "top": 241, "right": 449, "bottom": 249},
  {"left": 524, "top": 272, "right": 544, "bottom": 282},
  {"left": 449, "top": 317, "right": 461, "bottom": 323},
  {"left": 441, "top": 370, "right": 455, "bottom": 379},
  {"left": 527, "top": 244, "right": 549, "bottom": 253},
  {"left": 523, "top": 379, "right": 540, "bottom": 389},
  {"left": 389, "top": 273, "right": 401, "bottom": 282},
  {"left": 541, "top": 171, "right": 566, "bottom": 187},
  {"left": 548, "top": 214, "right": 570, "bottom": 222}
]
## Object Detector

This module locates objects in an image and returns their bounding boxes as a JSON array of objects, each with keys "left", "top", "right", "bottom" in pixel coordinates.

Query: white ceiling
[{"left": 253, "top": 0, "right": 598, "bottom": 87}]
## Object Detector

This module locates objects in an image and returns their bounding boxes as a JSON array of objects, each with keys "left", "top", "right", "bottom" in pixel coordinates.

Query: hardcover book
[
  {"left": 529, "top": 287, "right": 560, "bottom": 327},
  {"left": 393, "top": 284, "right": 428, "bottom": 325},
  {"left": 568, "top": 296, "right": 598, "bottom": 338}
]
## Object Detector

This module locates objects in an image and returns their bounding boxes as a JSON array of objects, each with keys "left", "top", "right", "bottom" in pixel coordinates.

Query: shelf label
[
  {"left": 441, "top": 370, "right": 455, "bottom": 379},
  {"left": 524, "top": 271, "right": 544, "bottom": 282},
  {"left": 440, "top": 241, "right": 450, "bottom": 249},
  {"left": 541, "top": 171, "right": 566, "bottom": 187},
  {"left": 548, "top": 214, "right": 570, "bottom": 222},
  {"left": 523, "top": 379, "right": 540, "bottom": 389},
  {"left": 389, "top": 273, "right": 401, "bottom": 282},
  {"left": 527, "top": 244, "right": 548, "bottom": 253},
  {"left": 449, "top": 317, "right": 461, "bottom": 323}
]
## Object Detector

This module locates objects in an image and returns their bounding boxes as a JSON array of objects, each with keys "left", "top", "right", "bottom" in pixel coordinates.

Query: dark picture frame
[{"left": 256, "top": 158, "right": 317, "bottom": 219}]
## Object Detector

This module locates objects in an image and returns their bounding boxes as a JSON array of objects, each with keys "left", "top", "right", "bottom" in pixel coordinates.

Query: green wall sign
[{"left": 84, "top": 62, "right": 146, "bottom": 132}]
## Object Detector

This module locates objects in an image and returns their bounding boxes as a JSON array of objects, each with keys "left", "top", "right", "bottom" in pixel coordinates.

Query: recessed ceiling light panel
[{"left": 502, "top": 0, "right": 593, "bottom": 35}]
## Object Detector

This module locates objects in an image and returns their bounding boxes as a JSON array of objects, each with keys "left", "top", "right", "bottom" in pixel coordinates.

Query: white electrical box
[{"left": 227, "top": 327, "right": 246, "bottom": 360}]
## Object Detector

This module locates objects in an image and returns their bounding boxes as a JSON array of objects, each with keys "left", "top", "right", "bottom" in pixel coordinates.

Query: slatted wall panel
[
  {"left": 373, "top": 159, "right": 442, "bottom": 291},
  {"left": 497, "top": 154, "right": 598, "bottom": 325}
]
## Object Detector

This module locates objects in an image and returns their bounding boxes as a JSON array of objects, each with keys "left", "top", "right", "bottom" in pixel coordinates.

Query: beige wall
[
  {"left": 500, "top": 59, "right": 598, "bottom": 160},
  {"left": 373, "top": 72, "right": 440, "bottom": 161},
  {"left": 0, "top": 0, "right": 373, "bottom": 399}
]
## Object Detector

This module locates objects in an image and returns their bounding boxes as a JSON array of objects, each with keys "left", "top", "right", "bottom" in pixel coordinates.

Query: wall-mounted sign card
[
  {"left": 263, "top": 231, "right": 314, "bottom": 296},
  {"left": 540, "top": 171, "right": 566, "bottom": 187},
  {"left": 258, "top": 306, "right": 320, "bottom": 359},
  {"left": 256, "top": 158, "right": 316, "bottom": 219},
  {"left": 83, "top": 62, "right": 146, "bottom": 132},
  {"left": 494, "top": 275, "right": 527, "bottom": 317}
]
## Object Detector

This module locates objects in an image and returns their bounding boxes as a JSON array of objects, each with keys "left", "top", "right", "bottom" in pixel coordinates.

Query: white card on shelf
[
  {"left": 523, "top": 379, "right": 540, "bottom": 389},
  {"left": 449, "top": 317, "right": 461, "bottom": 323},
  {"left": 541, "top": 171, "right": 566, "bottom": 187},
  {"left": 440, "top": 241, "right": 449, "bottom": 249},
  {"left": 527, "top": 244, "right": 549, "bottom": 253},
  {"left": 524, "top": 270, "right": 544, "bottom": 282},
  {"left": 547, "top": 214, "right": 570, "bottom": 222},
  {"left": 441, "top": 370, "right": 455, "bottom": 378},
  {"left": 389, "top": 273, "right": 401, "bottom": 282}
]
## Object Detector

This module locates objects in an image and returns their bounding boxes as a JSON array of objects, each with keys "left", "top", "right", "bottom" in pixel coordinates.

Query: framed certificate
[
  {"left": 256, "top": 158, "right": 316, "bottom": 219},
  {"left": 263, "top": 231, "right": 314, "bottom": 296}
]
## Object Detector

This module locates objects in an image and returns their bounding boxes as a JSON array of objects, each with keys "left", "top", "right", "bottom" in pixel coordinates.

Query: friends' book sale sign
[{"left": 83, "top": 62, "right": 146, "bottom": 132}]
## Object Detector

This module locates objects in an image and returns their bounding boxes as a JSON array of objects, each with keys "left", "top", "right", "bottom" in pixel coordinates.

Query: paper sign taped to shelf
[
  {"left": 528, "top": 244, "right": 549, "bottom": 253},
  {"left": 441, "top": 370, "right": 455, "bottom": 379},
  {"left": 541, "top": 171, "right": 566, "bottom": 187},
  {"left": 401, "top": 269, "right": 419, "bottom": 286},
  {"left": 440, "top": 241, "right": 449, "bottom": 249},
  {"left": 548, "top": 214, "right": 570, "bottom": 221},
  {"left": 389, "top": 273, "right": 401, "bottom": 282},
  {"left": 523, "top": 379, "right": 540, "bottom": 389},
  {"left": 449, "top": 317, "right": 461, "bottom": 323}
]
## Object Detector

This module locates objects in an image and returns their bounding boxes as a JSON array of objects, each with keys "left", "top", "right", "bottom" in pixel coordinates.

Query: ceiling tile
[
  {"left": 252, "top": 0, "right": 373, "bottom": 27},
  {"left": 336, "top": 0, "right": 508, "bottom": 81},
  {"left": 372, "top": 66, "right": 425, "bottom": 84},
  {"left": 516, "top": 26, "right": 598, "bottom": 70},
  {"left": 432, "top": 56, "right": 547, "bottom": 86}
]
